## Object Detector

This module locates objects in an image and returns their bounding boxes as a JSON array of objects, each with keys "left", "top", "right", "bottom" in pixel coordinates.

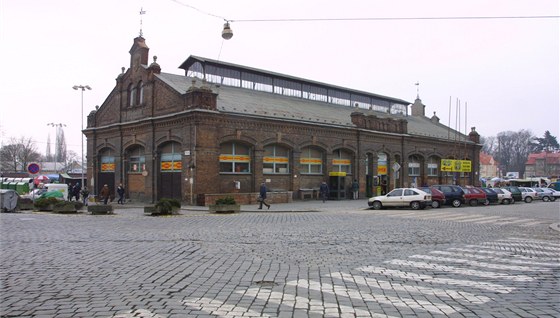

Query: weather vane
[
  {"left": 139, "top": 7, "right": 146, "bottom": 37},
  {"left": 415, "top": 82, "right": 420, "bottom": 98}
]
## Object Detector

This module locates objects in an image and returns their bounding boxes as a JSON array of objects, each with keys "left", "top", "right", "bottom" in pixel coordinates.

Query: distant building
[
  {"left": 479, "top": 152, "right": 499, "bottom": 178},
  {"left": 83, "top": 36, "right": 482, "bottom": 204},
  {"left": 524, "top": 152, "right": 560, "bottom": 179}
]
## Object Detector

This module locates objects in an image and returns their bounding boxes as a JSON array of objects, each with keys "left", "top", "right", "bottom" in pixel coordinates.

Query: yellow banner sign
[
  {"left": 263, "top": 157, "right": 289, "bottom": 163},
  {"left": 377, "top": 165, "right": 387, "bottom": 175},
  {"left": 101, "top": 163, "right": 115, "bottom": 172},
  {"left": 440, "top": 159, "right": 472, "bottom": 172},
  {"left": 219, "top": 155, "right": 250, "bottom": 162},
  {"left": 300, "top": 158, "right": 322, "bottom": 164},
  {"left": 161, "top": 161, "right": 182, "bottom": 170},
  {"left": 332, "top": 159, "right": 351, "bottom": 165},
  {"left": 329, "top": 171, "right": 347, "bottom": 176}
]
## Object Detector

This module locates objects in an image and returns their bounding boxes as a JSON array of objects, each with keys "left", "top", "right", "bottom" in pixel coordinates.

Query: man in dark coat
[{"left": 258, "top": 182, "right": 270, "bottom": 209}]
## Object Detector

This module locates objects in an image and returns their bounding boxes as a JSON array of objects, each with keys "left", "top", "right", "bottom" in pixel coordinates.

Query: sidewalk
[{"left": 110, "top": 198, "right": 370, "bottom": 213}]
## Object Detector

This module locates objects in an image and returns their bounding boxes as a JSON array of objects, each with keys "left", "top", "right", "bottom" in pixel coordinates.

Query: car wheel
[
  {"left": 432, "top": 200, "right": 441, "bottom": 208},
  {"left": 551, "top": 197, "right": 557, "bottom": 202},
  {"left": 451, "top": 199, "right": 462, "bottom": 208},
  {"left": 503, "top": 199, "right": 510, "bottom": 204},
  {"left": 469, "top": 199, "right": 478, "bottom": 206},
  {"left": 372, "top": 201, "right": 382, "bottom": 210},
  {"left": 483, "top": 199, "right": 490, "bottom": 206},
  {"left": 524, "top": 196, "right": 533, "bottom": 203},
  {"left": 410, "top": 201, "right": 420, "bottom": 210},
  {"left": 543, "top": 196, "right": 550, "bottom": 202}
]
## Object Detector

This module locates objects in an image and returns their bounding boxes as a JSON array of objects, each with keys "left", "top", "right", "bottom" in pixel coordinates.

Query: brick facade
[{"left": 83, "top": 36, "right": 482, "bottom": 205}]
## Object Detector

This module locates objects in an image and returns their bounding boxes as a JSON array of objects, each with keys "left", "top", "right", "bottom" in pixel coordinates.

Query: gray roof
[{"left": 157, "top": 72, "right": 468, "bottom": 142}]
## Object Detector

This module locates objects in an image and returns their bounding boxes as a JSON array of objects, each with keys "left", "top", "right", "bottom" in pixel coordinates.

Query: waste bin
[
  {"left": 0, "top": 189, "right": 19, "bottom": 212},
  {"left": 16, "top": 182, "right": 30, "bottom": 195}
]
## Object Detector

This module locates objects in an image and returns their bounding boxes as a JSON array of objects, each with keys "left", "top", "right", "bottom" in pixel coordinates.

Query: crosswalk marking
[
  {"left": 370, "top": 209, "right": 549, "bottom": 227},
  {"left": 386, "top": 259, "right": 536, "bottom": 282},
  {"left": 358, "top": 266, "right": 515, "bottom": 293},
  {"left": 180, "top": 237, "right": 556, "bottom": 317},
  {"left": 409, "top": 254, "right": 550, "bottom": 271}
]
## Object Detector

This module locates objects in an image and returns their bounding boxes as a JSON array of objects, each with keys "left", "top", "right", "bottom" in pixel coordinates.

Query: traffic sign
[{"left": 27, "top": 163, "right": 41, "bottom": 174}]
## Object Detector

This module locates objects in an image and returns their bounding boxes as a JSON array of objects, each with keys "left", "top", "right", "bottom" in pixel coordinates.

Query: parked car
[
  {"left": 532, "top": 188, "right": 558, "bottom": 202},
  {"left": 502, "top": 186, "right": 522, "bottom": 202},
  {"left": 480, "top": 187, "right": 499, "bottom": 205},
  {"left": 418, "top": 186, "right": 445, "bottom": 208},
  {"left": 518, "top": 187, "right": 537, "bottom": 203},
  {"left": 491, "top": 188, "right": 513, "bottom": 204},
  {"left": 462, "top": 187, "right": 487, "bottom": 206},
  {"left": 368, "top": 188, "right": 432, "bottom": 210},
  {"left": 432, "top": 185, "right": 466, "bottom": 207},
  {"left": 548, "top": 181, "right": 560, "bottom": 191}
]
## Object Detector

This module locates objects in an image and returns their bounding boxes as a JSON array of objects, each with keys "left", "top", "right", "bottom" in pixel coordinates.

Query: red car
[
  {"left": 462, "top": 187, "right": 487, "bottom": 206},
  {"left": 418, "top": 186, "right": 445, "bottom": 208}
]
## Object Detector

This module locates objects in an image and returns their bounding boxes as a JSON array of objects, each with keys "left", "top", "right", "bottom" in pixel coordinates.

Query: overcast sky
[{"left": 1, "top": 0, "right": 558, "bottom": 158}]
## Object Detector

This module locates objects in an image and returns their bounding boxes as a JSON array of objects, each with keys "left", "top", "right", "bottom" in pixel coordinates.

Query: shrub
[
  {"left": 155, "top": 198, "right": 181, "bottom": 214},
  {"left": 215, "top": 196, "right": 237, "bottom": 205},
  {"left": 34, "top": 197, "right": 60, "bottom": 209}
]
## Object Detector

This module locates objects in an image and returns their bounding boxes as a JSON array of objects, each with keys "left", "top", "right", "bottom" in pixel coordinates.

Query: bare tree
[
  {"left": 493, "top": 130, "right": 534, "bottom": 176},
  {"left": 0, "top": 137, "right": 41, "bottom": 172}
]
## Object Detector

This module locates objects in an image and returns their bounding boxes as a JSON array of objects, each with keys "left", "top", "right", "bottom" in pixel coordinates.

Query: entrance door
[
  {"left": 329, "top": 176, "right": 346, "bottom": 200},
  {"left": 159, "top": 172, "right": 181, "bottom": 200},
  {"left": 158, "top": 142, "right": 182, "bottom": 201}
]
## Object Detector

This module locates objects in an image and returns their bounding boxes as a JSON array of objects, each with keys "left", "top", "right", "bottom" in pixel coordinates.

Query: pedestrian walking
[
  {"left": 351, "top": 179, "right": 359, "bottom": 200},
  {"left": 67, "top": 182, "right": 73, "bottom": 201},
  {"left": 100, "top": 184, "right": 110, "bottom": 205},
  {"left": 258, "top": 182, "right": 270, "bottom": 209},
  {"left": 81, "top": 187, "right": 89, "bottom": 206},
  {"left": 319, "top": 181, "right": 329, "bottom": 203},
  {"left": 73, "top": 182, "right": 81, "bottom": 202},
  {"left": 117, "top": 183, "right": 125, "bottom": 204}
]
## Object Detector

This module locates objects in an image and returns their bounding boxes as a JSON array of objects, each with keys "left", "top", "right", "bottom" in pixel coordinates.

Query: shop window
[
  {"left": 427, "top": 157, "right": 438, "bottom": 176},
  {"left": 263, "top": 144, "right": 290, "bottom": 174},
  {"left": 332, "top": 149, "right": 352, "bottom": 174},
  {"left": 299, "top": 146, "right": 323, "bottom": 174},
  {"left": 160, "top": 142, "right": 182, "bottom": 172},
  {"left": 128, "top": 147, "right": 146, "bottom": 173},
  {"left": 220, "top": 142, "right": 251, "bottom": 173}
]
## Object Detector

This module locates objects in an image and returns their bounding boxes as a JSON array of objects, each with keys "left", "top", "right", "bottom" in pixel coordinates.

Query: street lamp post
[{"left": 73, "top": 85, "right": 91, "bottom": 188}]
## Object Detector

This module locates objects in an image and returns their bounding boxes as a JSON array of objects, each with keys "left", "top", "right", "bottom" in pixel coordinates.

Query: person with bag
[
  {"left": 81, "top": 187, "right": 89, "bottom": 206},
  {"left": 100, "top": 184, "right": 110, "bottom": 205},
  {"left": 258, "top": 182, "right": 270, "bottom": 209}
]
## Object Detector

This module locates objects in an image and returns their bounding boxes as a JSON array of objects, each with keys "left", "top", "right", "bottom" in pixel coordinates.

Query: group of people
[{"left": 99, "top": 183, "right": 126, "bottom": 205}]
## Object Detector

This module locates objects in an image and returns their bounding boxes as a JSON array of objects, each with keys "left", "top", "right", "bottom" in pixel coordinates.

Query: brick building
[
  {"left": 524, "top": 152, "right": 560, "bottom": 179},
  {"left": 83, "top": 36, "right": 482, "bottom": 205}
]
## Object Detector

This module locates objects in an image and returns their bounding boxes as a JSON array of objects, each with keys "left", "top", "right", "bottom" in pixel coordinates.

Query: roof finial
[
  {"left": 415, "top": 81, "right": 420, "bottom": 99},
  {"left": 139, "top": 7, "right": 146, "bottom": 37}
]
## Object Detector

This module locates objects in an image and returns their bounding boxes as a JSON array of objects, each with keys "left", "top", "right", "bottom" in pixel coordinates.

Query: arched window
[
  {"left": 332, "top": 149, "right": 352, "bottom": 174},
  {"left": 220, "top": 142, "right": 251, "bottom": 173},
  {"left": 427, "top": 156, "right": 439, "bottom": 176},
  {"left": 100, "top": 149, "right": 115, "bottom": 173},
  {"left": 263, "top": 144, "right": 290, "bottom": 174},
  {"left": 299, "top": 146, "right": 323, "bottom": 175},
  {"left": 160, "top": 142, "right": 182, "bottom": 173},
  {"left": 137, "top": 81, "right": 144, "bottom": 105},
  {"left": 408, "top": 155, "right": 420, "bottom": 176},
  {"left": 377, "top": 152, "right": 388, "bottom": 175},
  {"left": 128, "top": 83, "right": 136, "bottom": 107},
  {"left": 128, "top": 146, "right": 146, "bottom": 173}
]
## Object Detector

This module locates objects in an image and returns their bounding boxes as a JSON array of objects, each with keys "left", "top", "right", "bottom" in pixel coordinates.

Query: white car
[
  {"left": 368, "top": 188, "right": 432, "bottom": 210},
  {"left": 491, "top": 188, "right": 513, "bottom": 204},
  {"left": 532, "top": 188, "right": 558, "bottom": 202},
  {"left": 518, "top": 187, "right": 537, "bottom": 203}
]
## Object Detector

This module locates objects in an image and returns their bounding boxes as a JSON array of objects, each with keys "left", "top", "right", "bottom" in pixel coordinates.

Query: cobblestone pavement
[{"left": 1, "top": 199, "right": 559, "bottom": 317}]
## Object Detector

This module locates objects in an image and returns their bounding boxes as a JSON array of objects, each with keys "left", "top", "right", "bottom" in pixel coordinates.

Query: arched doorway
[{"left": 158, "top": 142, "right": 182, "bottom": 201}]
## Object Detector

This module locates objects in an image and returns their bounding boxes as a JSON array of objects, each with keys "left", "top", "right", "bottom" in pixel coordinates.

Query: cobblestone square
[{"left": 1, "top": 200, "right": 559, "bottom": 317}]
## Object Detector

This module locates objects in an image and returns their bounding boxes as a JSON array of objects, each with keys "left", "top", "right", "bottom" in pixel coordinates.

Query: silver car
[{"left": 518, "top": 187, "right": 537, "bottom": 203}]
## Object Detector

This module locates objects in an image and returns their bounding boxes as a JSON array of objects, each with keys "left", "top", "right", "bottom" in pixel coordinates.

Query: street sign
[
  {"left": 392, "top": 162, "right": 401, "bottom": 171},
  {"left": 27, "top": 163, "right": 40, "bottom": 175}
]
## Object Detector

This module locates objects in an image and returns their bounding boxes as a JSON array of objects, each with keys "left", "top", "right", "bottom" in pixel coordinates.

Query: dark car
[
  {"left": 432, "top": 185, "right": 466, "bottom": 207},
  {"left": 480, "top": 187, "right": 498, "bottom": 205},
  {"left": 418, "top": 186, "right": 445, "bottom": 208},
  {"left": 502, "top": 186, "right": 522, "bottom": 202},
  {"left": 462, "top": 187, "right": 487, "bottom": 206}
]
